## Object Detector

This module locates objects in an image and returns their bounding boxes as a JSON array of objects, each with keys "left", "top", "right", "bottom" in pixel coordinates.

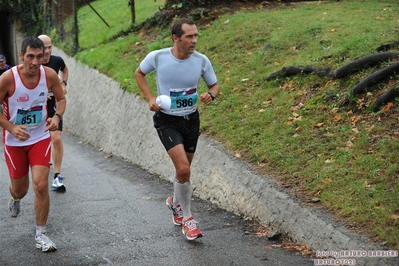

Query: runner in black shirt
[{"left": 39, "top": 35, "right": 69, "bottom": 192}]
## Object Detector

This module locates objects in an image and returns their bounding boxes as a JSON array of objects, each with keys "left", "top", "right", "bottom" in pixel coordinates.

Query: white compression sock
[
  {"left": 36, "top": 225, "right": 46, "bottom": 236},
  {"left": 174, "top": 179, "right": 192, "bottom": 221},
  {"left": 173, "top": 180, "right": 179, "bottom": 206}
]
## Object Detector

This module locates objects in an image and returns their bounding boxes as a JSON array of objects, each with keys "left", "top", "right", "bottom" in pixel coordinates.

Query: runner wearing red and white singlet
[
  {"left": 0, "top": 36, "right": 66, "bottom": 252},
  {"left": 3, "top": 65, "right": 50, "bottom": 146}
]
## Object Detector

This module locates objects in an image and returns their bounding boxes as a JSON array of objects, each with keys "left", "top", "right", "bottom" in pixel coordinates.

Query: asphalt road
[{"left": 0, "top": 131, "right": 313, "bottom": 266}]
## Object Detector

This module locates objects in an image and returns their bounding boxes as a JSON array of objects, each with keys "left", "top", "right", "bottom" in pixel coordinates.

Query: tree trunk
[
  {"left": 130, "top": 0, "right": 135, "bottom": 23},
  {"left": 372, "top": 83, "right": 399, "bottom": 112},
  {"left": 333, "top": 52, "right": 399, "bottom": 78}
]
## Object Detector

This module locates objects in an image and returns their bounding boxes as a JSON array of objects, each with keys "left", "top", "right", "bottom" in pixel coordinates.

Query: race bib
[
  {"left": 15, "top": 105, "right": 44, "bottom": 128},
  {"left": 169, "top": 87, "right": 198, "bottom": 114}
]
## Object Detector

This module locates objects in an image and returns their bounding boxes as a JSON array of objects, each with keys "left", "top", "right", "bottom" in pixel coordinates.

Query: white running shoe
[
  {"left": 35, "top": 233, "right": 57, "bottom": 252},
  {"left": 51, "top": 174, "right": 66, "bottom": 192}
]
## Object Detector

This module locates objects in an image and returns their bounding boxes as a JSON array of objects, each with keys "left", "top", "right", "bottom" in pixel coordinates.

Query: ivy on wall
[{"left": 0, "top": 0, "right": 50, "bottom": 36}]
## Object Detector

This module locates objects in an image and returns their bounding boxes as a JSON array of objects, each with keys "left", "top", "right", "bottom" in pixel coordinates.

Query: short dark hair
[
  {"left": 171, "top": 18, "right": 195, "bottom": 38},
  {"left": 21, "top": 36, "right": 44, "bottom": 55}
]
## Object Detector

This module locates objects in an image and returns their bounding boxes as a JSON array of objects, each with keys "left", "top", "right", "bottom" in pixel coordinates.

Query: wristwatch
[
  {"left": 55, "top": 113, "right": 63, "bottom": 121},
  {"left": 208, "top": 91, "right": 215, "bottom": 101},
  {"left": 61, "top": 80, "right": 67, "bottom": 86}
]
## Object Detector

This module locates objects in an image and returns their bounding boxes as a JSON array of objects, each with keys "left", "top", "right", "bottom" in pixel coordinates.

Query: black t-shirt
[{"left": 43, "top": 55, "right": 66, "bottom": 116}]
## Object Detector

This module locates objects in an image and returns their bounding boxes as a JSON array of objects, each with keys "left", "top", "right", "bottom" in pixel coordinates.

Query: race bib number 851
[{"left": 15, "top": 105, "right": 43, "bottom": 128}]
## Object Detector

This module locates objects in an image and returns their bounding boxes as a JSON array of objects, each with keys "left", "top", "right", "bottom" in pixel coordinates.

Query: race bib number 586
[{"left": 170, "top": 87, "right": 198, "bottom": 114}]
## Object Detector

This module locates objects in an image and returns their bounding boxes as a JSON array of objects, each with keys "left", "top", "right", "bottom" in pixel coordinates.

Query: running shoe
[
  {"left": 165, "top": 196, "right": 183, "bottom": 225},
  {"left": 51, "top": 174, "right": 66, "bottom": 192},
  {"left": 9, "top": 197, "right": 20, "bottom": 218},
  {"left": 35, "top": 233, "right": 57, "bottom": 252},
  {"left": 182, "top": 216, "right": 203, "bottom": 240}
]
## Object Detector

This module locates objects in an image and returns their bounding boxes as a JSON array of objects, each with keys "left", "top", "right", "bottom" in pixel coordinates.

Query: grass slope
[{"left": 65, "top": 0, "right": 399, "bottom": 249}]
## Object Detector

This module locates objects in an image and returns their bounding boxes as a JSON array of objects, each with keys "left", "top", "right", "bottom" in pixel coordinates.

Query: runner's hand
[
  {"left": 149, "top": 97, "right": 161, "bottom": 112},
  {"left": 11, "top": 125, "right": 30, "bottom": 141},
  {"left": 199, "top": 92, "right": 213, "bottom": 105},
  {"left": 46, "top": 117, "right": 59, "bottom": 132}
]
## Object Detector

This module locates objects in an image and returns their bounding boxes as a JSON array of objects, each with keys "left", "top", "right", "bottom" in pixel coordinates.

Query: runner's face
[
  {"left": 176, "top": 24, "right": 198, "bottom": 57},
  {"left": 41, "top": 39, "right": 52, "bottom": 63},
  {"left": 0, "top": 60, "right": 5, "bottom": 70},
  {"left": 21, "top": 47, "right": 44, "bottom": 75}
]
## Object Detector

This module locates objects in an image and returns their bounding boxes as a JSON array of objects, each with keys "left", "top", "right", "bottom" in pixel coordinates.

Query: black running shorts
[{"left": 153, "top": 110, "right": 201, "bottom": 153}]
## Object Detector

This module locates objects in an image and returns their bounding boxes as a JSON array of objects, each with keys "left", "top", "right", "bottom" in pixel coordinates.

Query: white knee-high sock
[
  {"left": 174, "top": 179, "right": 192, "bottom": 220},
  {"left": 36, "top": 225, "right": 46, "bottom": 236},
  {"left": 173, "top": 180, "right": 179, "bottom": 206}
]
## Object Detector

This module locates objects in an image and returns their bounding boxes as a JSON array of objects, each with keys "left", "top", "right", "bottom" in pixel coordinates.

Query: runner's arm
[
  {"left": 134, "top": 66, "right": 160, "bottom": 112},
  {"left": 199, "top": 82, "right": 220, "bottom": 105},
  {"left": 0, "top": 70, "right": 30, "bottom": 140},
  {"left": 60, "top": 65, "right": 68, "bottom": 94},
  {"left": 46, "top": 69, "right": 66, "bottom": 131}
]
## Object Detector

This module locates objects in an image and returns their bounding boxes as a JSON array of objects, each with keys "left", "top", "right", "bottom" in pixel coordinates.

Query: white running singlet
[{"left": 2, "top": 66, "right": 50, "bottom": 146}]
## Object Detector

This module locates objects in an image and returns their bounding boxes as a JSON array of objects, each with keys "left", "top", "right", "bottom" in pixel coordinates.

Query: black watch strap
[
  {"left": 208, "top": 91, "right": 215, "bottom": 101},
  {"left": 55, "top": 113, "right": 63, "bottom": 121}
]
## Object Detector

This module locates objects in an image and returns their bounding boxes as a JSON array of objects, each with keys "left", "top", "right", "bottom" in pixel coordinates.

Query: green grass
[
  {"left": 77, "top": 0, "right": 165, "bottom": 49},
  {"left": 64, "top": 0, "right": 399, "bottom": 249}
]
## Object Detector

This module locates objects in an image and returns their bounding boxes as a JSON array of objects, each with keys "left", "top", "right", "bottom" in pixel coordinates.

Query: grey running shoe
[
  {"left": 9, "top": 197, "right": 20, "bottom": 218},
  {"left": 51, "top": 174, "right": 66, "bottom": 192},
  {"left": 166, "top": 196, "right": 183, "bottom": 225},
  {"left": 35, "top": 233, "right": 57, "bottom": 252}
]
